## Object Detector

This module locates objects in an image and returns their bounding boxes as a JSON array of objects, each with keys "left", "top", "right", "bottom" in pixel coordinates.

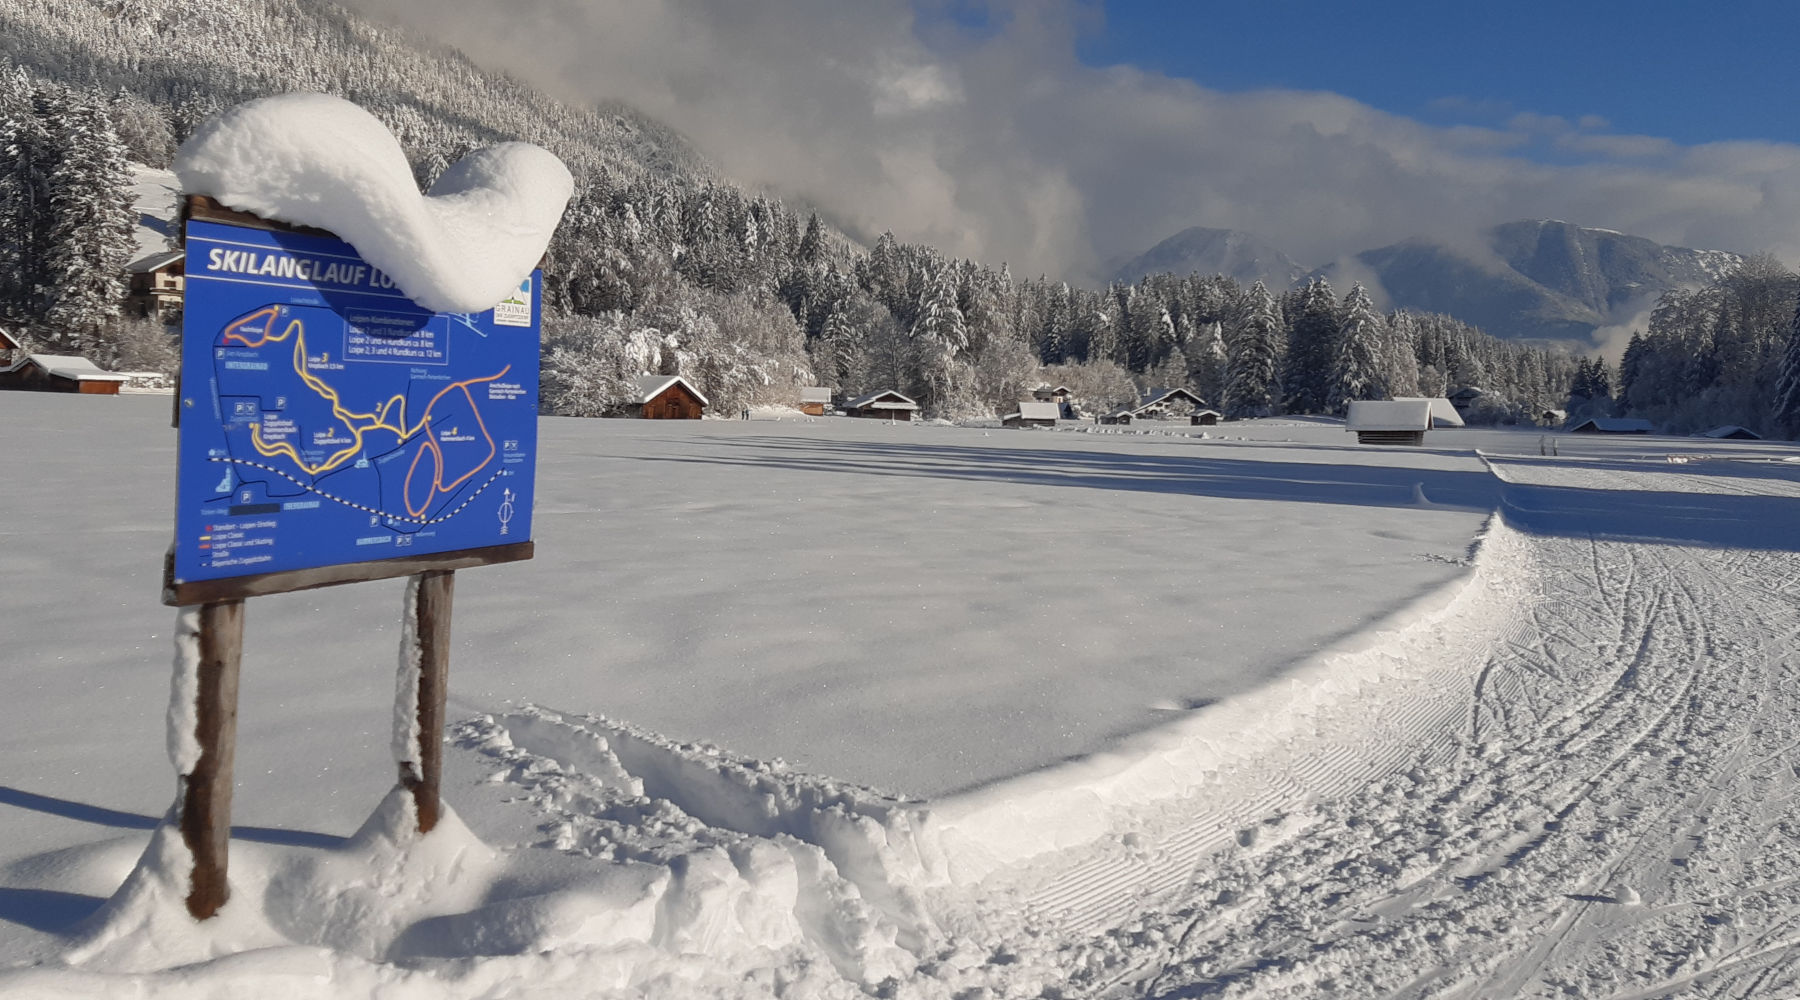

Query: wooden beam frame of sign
[{"left": 166, "top": 197, "right": 536, "bottom": 919}]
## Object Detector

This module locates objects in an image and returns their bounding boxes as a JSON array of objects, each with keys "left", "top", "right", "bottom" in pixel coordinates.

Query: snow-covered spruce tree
[
  {"left": 1326, "top": 283, "right": 1387, "bottom": 414},
  {"left": 910, "top": 259, "right": 969, "bottom": 414},
  {"left": 41, "top": 88, "right": 134, "bottom": 349},
  {"left": 1224, "top": 280, "right": 1282, "bottom": 417},
  {"left": 1773, "top": 300, "right": 1800, "bottom": 439},
  {"left": 0, "top": 69, "right": 54, "bottom": 326},
  {"left": 1282, "top": 277, "right": 1337, "bottom": 413},
  {"left": 1188, "top": 321, "right": 1226, "bottom": 407}
]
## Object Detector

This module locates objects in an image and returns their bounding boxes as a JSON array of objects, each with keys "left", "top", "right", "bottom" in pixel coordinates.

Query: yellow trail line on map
[{"left": 222, "top": 306, "right": 508, "bottom": 480}]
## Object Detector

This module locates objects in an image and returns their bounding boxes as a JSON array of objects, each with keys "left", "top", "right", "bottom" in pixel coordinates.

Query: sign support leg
[
  {"left": 403, "top": 570, "right": 454, "bottom": 833},
  {"left": 181, "top": 599, "right": 243, "bottom": 920}
]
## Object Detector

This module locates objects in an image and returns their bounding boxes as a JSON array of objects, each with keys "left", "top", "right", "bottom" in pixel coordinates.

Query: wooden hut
[
  {"left": 1702, "top": 424, "right": 1762, "bottom": 441},
  {"left": 124, "top": 249, "right": 186, "bottom": 319},
  {"left": 635, "top": 374, "right": 707, "bottom": 419},
  {"left": 1346, "top": 399, "right": 1433, "bottom": 445},
  {"left": 800, "top": 387, "right": 834, "bottom": 416},
  {"left": 1190, "top": 409, "right": 1222, "bottom": 426},
  {"left": 1567, "top": 417, "right": 1653, "bottom": 435},
  {"left": 0, "top": 354, "right": 130, "bottom": 395},
  {"left": 1001, "top": 401, "right": 1060, "bottom": 428},
  {"left": 1031, "top": 384, "right": 1073, "bottom": 404},
  {"left": 1392, "top": 396, "right": 1465, "bottom": 427},
  {"left": 844, "top": 390, "right": 919, "bottom": 422}
]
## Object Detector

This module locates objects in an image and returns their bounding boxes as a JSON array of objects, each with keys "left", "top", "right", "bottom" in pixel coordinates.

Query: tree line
[{"left": 4, "top": 0, "right": 1797, "bottom": 436}]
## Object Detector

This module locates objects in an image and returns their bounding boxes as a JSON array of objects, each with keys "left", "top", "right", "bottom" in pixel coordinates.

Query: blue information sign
[{"left": 173, "top": 218, "right": 538, "bottom": 588}]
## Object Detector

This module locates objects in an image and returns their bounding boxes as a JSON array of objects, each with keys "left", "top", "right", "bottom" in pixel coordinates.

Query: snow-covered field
[{"left": 3, "top": 394, "right": 1798, "bottom": 998}]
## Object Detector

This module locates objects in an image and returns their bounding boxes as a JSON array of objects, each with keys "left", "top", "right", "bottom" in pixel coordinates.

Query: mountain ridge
[{"left": 1116, "top": 219, "right": 1744, "bottom": 345}]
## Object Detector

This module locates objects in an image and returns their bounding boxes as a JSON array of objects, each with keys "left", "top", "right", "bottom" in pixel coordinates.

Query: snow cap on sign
[{"left": 174, "top": 93, "right": 572, "bottom": 314}]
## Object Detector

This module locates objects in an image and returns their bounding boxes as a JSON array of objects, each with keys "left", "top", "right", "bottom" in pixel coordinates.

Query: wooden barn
[
  {"left": 1346, "top": 399, "right": 1433, "bottom": 445},
  {"left": 1567, "top": 417, "right": 1653, "bottom": 435},
  {"left": 800, "top": 387, "right": 834, "bottom": 416},
  {"left": 844, "top": 390, "right": 919, "bottom": 421},
  {"left": 1031, "top": 384, "right": 1073, "bottom": 404},
  {"left": 124, "top": 249, "right": 185, "bottom": 319},
  {"left": 1001, "top": 401, "right": 1060, "bottom": 428},
  {"left": 0, "top": 353, "right": 130, "bottom": 395},
  {"left": 635, "top": 374, "right": 707, "bottom": 419},
  {"left": 1702, "top": 424, "right": 1762, "bottom": 441},
  {"left": 1190, "top": 409, "right": 1222, "bottom": 426}
]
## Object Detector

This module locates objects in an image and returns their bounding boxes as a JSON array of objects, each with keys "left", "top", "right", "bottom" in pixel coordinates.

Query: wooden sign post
[{"left": 165, "top": 197, "right": 540, "bottom": 919}]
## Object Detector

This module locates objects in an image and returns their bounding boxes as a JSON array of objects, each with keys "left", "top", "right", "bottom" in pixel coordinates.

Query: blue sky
[{"left": 1077, "top": 1, "right": 1791, "bottom": 150}]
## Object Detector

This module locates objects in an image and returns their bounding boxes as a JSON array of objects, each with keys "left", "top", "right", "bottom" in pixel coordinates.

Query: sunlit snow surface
[{"left": 4, "top": 394, "right": 1799, "bottom": 998}]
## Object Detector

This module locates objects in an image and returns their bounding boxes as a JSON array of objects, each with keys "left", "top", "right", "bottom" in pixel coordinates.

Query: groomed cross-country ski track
[{"left": 434, "top": 450, "right": 1800, "bottom": 998}]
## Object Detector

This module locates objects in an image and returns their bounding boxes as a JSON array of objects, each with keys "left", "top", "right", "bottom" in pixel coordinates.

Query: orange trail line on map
[{"left": 218, "top": 308, "right": 508, "bottom": 510}]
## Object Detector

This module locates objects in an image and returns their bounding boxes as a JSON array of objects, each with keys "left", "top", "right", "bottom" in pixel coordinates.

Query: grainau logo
[{"left": 493, "top": 275, "right": 532, "bottom": 327}]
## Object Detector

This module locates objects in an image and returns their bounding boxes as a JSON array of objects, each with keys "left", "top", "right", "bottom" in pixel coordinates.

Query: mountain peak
[{"left": 1109, "top": 226, "right": 1305, "bottom": 288}]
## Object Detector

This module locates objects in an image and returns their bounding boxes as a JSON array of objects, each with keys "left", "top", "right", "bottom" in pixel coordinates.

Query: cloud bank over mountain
[{"left": 340, "top": 0, "right": 1800, "bottom": 284}]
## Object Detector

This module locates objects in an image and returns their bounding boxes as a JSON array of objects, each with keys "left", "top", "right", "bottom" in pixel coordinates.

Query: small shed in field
[
  {"left": 1346, "top": 399, "right": 1433, "bottom": 445},
  {"left": 1567, "top": 417, "right": 1653, "bottom": 435},
  {"left": 800, "top": 386, "right": 834, "bottom": 416},
  {"left": 0, "top": 354, "right": 130, "bottom": 395},
  {"left": 635, "top": 374, "right": 707, "bottom": 419},
  {"left": 844, "top": 390, "right": 919, "bottom": 421},
  {"left": 1190, "top": 409, "right": 1222, "bottom": 426},
  {"left": 1393, "top": 396, "right": 1465, "bottom": 427},
  {"left": 1539, "top": 408, "right": 1567, "bottom": 427},
  {"left": 1002, "top": 401, "right": 1060, "bottom": 428},
  {"left": 1098, "top": 408, "right": 1134, "bottom": 425},
  {"left": 124, "top": 249, "right": 185, "bottom": 318},
  {"left": 1702, "top": 424, "right": 1762, "bottom": 441}
]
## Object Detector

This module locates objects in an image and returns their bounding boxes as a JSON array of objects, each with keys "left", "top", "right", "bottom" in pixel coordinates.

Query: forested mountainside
[
  {"left": 0, "top": 0, "right": 704, "bottom": 182},
  {"left": 5, "top": 0, "right": 1797, "bottom": 436}
]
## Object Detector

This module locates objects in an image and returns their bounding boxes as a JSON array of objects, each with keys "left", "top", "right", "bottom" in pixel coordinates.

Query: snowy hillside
[{"left": 4, "top": 394, "right": 1800, "bottom": 996}]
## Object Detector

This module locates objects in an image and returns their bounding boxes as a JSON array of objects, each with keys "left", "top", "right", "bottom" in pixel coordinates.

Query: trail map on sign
[{"left": 173, "top": 218, "right": 538, "bottom": 586}]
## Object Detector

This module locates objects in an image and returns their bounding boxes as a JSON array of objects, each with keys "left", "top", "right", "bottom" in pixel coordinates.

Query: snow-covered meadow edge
[{"left": 1, "top": 505, "right": 1539, "bottom": 995}]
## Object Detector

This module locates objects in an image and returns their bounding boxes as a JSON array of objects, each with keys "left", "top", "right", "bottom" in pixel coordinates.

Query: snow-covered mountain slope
[
  {"left": 1319, "top": 220, "right": 1745, "bottom": 344},
  {"left": 1110, "top": 227, "right": 1307, "bottom": 288},
  {"left": 0, "top": 0, "right": 709, "bottom": 184}
]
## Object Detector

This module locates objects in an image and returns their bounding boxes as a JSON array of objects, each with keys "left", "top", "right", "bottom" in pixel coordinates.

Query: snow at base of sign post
[{"left": 393, "top": 576, "right": 423, "bottom": 784}]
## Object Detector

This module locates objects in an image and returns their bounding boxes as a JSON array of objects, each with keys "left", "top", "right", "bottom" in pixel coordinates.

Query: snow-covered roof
[
  {"left": 1702, "top": 424, "right": 1761, "bottom": 440},
  {"left": 1006, "top": 402, "right": 1060, "bottom": 421},
  {"left": 845, "top": 390, "right": 918, "bottom": 411},
  {"left": 126, "top": 249, "right": 185, "bottom": 273},
  {"left": 0, "top": 327, "right": 18, "bottom": 350},
  {"left": 636, "top": 374, "right": 708, "bottom": 406},
  {"left": 1392, "top": 396, "right": 1465, "bottom": 428},
  {"left": 800, "top": 387, "right": 834, "bottom": 404},
  {"left": 1192, "top": 409, "right": 1222, "bottom": 418},
  {"left": 1346, "top": 399, "right": 1432, "bottom": 432},
  {"left": 21, "top": 354, "right": 130, "bottom": 382},
  {"left": 175, "top": 93, "right": 572, "bottom": 314},
  {"left": 1567, "top": 417, "right": 1655, "bottom": 434},
  {"left": 1136, "top": 387, "right": 1205, "bottom": 410}
]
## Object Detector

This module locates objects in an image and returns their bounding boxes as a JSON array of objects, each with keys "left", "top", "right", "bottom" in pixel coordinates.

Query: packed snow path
[{"left": 1059, "top": 472, "right": 1800, "bottom": 998}]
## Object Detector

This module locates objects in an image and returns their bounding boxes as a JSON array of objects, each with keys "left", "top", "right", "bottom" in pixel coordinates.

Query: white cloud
[{"left": 339, "top": 0, "right": 1800, "bottom": 282}]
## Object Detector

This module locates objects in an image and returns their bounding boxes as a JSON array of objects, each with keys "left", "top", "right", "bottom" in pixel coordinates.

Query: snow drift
[{"left": 174, "top": 93, "right": 572, "bottom": 314}]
